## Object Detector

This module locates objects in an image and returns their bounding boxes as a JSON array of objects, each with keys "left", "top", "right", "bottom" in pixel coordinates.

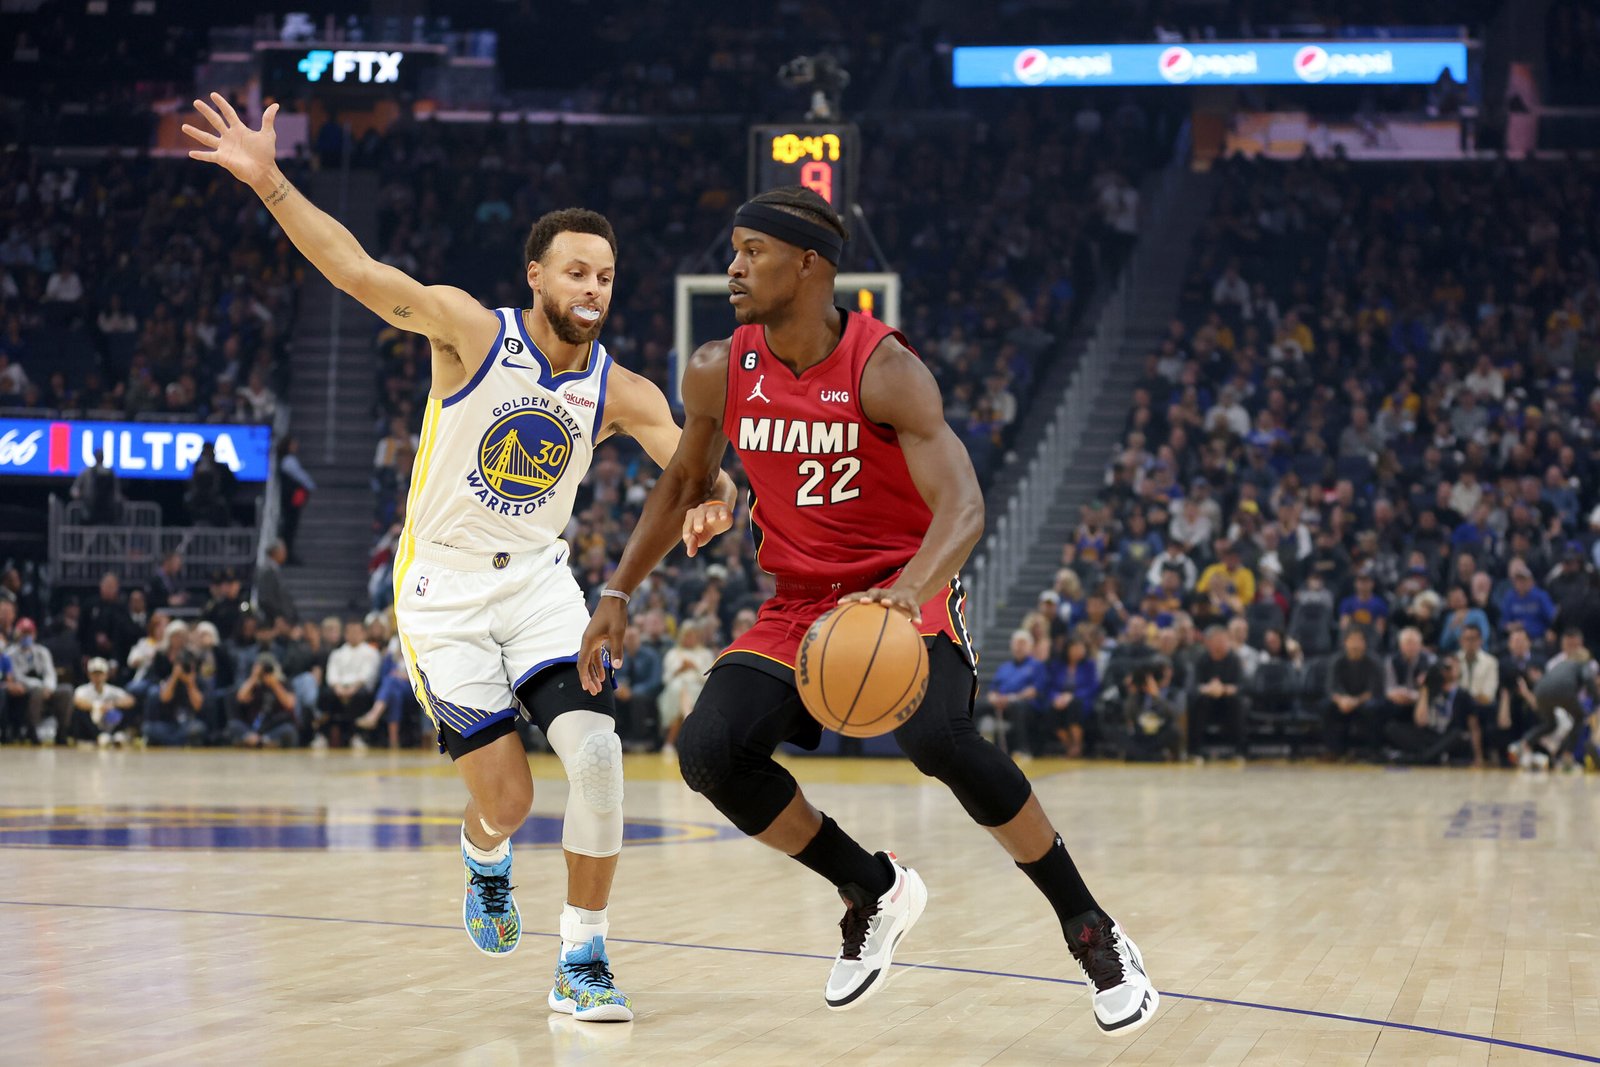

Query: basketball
[{"left": 796, "top": 601, "right": 930, "bottom": 737}]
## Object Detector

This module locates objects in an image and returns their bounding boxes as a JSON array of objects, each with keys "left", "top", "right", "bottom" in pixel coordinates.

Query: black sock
[
  {"left": 792, "top": 815, "right": 894, "bottom": 904},
  {"left": 1017, "top": 834, "right": 1100, "bottom": 932}
]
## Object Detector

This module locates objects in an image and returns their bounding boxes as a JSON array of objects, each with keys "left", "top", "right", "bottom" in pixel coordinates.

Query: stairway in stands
[
  {"left": 281, "top": 169, "right": 382, "bottom": 623},
  {"left": 972, "top": 169, "right": 1215, "bottom": 670}
]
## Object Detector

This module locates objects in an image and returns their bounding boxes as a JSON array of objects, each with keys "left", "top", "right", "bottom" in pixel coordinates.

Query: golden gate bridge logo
[{"left": 476, "top": 408, "right": 573, "bottom": 503}]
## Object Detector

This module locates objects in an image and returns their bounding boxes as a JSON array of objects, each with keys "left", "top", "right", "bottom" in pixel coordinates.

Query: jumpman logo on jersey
[{"left": 747, "top": 374, "right": 770, "bottom": 404}]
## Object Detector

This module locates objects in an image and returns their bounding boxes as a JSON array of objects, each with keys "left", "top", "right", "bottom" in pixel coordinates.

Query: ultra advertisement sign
[
  {"left": 0, "top": 418, "right": 272, "bottom": 482},
  {"left": 953, "top": 41, "right": 1468, "bottom": 88}
]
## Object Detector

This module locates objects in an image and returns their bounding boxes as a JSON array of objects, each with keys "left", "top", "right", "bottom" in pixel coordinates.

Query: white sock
[
  {"left": 561, "top": 902, "right": 609, "bottom": 955},
  {"left": 461, "top": 825, "right": 510, "bottom": 865}
]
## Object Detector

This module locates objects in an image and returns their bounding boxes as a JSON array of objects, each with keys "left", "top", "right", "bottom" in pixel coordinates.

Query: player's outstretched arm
[
  {"left": 578, "top": 341, "right": 732, "bottom": 694},
  {"left": 600, "top": 363, "right": 739, "bottom": 549},
  {"left": 183, "top": 93, "right": 496, "bottom": 350},
  {"left": 841, "top": 338, "right": 985, "bottom": 618}
]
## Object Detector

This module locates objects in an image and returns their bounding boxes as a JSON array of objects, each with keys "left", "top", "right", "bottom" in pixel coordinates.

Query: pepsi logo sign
[
  {"left": 1158, "top": 46, "right": 1259, "bottom": 83},
  {"left": 1293, "top": 45, "right": 1395, "bottom": 82},
  {"left": 1014, "top": 48, "right": 1050, "bottom": 86},
  {"left": 1011, "top": 47, "right": 1114, "bottom": 85}
]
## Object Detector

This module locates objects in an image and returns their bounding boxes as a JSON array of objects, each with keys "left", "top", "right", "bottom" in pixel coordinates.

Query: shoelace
[
  {"left": 468, "top": 870, "right": 515, "bottom": 915},
  {"left": 838, "top": 902, "right": 881, "bottom": 962},
  {"left": 1067, "top": 916, "right": 1126, "bottom": 990},
  {"left": 570, "top": 957, "right": 618, "bottom": 990}
]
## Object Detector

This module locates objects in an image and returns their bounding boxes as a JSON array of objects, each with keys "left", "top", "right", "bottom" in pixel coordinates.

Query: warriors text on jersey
[
  {"left": 718, "top": 309, "right": 971, "bottom": 674},
  {"left": 402, "top": 307, "right": 612, "bottom": 554}
]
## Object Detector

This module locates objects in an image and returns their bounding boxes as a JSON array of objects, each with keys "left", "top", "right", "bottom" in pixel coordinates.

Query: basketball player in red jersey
[{"left": 579, "top": 187, "right": 1158, "bottom": 1031}]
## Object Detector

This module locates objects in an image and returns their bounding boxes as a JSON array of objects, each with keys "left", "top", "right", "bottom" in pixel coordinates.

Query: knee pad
[
  {"left": 547, "top": 710, "right": 623, "bottom": 858},
  {"left": 896, "top": 701, "right": 1031, "bottom": 827},
  {"left": 678, "top": 709, "right": 797, "bottom": 836}
]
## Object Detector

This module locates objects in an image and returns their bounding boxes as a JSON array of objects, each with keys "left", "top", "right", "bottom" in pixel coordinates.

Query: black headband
[{"left": 732, "top": 201, "right": 844, "bottom": 265}]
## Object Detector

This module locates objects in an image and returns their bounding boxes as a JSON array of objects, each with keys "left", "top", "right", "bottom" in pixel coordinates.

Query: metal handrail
[{"left": 967, "top": 121, "right": 1192, "bottom": 649}]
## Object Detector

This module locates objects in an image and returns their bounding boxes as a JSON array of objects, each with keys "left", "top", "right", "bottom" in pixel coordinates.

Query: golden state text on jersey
[
  {"left": 401, "top": 307, "right": 612, "bottom": 554},
  {"left": 470, "top": 396, "right": 583, "bottom": 516}
]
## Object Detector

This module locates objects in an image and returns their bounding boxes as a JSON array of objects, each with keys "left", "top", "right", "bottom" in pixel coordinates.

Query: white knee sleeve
[{"left": 546, "top": 709, "right": 624, "bottom": 858}]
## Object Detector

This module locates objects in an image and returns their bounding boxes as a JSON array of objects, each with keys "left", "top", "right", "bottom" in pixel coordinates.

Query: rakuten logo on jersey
[
  {"left": 1294, "top": 45, "right": 1395, "bottom": 83},
  {"left": 0, "top": 428, "right": 41, "bottom": 467},
  {"left": 1013, "top": 47, "right": 1113, "bottom": 85},
  {"left": 562, "top": 391, "right": 595, "bottom": 410},
  {"left": 1158, "top": 46, "right": 1259, "bottom": 83}
]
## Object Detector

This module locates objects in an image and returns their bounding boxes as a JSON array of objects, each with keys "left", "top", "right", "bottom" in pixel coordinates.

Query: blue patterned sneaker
[
  {"left": 548, "top": 935, "right": 634, "bottom": 1022},
  {"left": 462, "top": 842, "right": 521, "bottom": 956}
]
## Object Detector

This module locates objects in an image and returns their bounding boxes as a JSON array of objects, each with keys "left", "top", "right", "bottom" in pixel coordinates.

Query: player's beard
[{"left": 539, "top": 293, "right": 606, "bottom": 345}]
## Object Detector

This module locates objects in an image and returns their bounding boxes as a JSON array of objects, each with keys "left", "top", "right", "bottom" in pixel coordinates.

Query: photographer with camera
[
  {"left": 1385, "top": 657, "right": 1473, "bottom": 765},
  {"left": 224, "top": 652, "right": 299, "bottom": 748},
  {"left": 142, "top": 621, "right": 209, "bottom": 747},
  {"left": 1121, "top": 659, "right": 1181, "bottom": 762}
]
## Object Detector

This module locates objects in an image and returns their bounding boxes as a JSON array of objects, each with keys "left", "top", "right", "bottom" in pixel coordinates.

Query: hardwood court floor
[{"left": 1, "top": 747, "right": 1597, "bottom": 1067}]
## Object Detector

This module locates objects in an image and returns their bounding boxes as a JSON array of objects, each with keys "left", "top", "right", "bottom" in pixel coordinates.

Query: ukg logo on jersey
[
  {"left": 1012, "top": 47, "right": 1113, "bottom": 85},
  {"left": 1294, "top": 45, "right": 1395, "bottom": 83},
  {"left": 1158, "top": 46, "right": 1259, "bottom": 83}
]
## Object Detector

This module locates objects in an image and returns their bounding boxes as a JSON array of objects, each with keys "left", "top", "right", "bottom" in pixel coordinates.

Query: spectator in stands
[
  {"left": 1500, "top": 562, "right": 1557, "bottom": 645},
  {"left": 255, "top": 539, "right": 298, "bottom": 624},
  {"left": 1339, "top": 569, "right": 1390, "bottom": 644},
  {"left": 204, "top": 570, "right": 245, "bottom": 654},
  {"left": 68, "top": 658, "right": 135, "bottom": 747},
  {"left": 315, "top": 620, "right": 380, "bottom": 749},
  {"left": 224, "top": 653, "right": 299, "bottom": 749},
  {"left": 1324, "top": 628, "right": 1385, "bottom": 761},
  {"left": 277, "top": 435, "right": 314, "bottom": 563},
  {"left": 1439, "top": 586, "right": 1492, "bottom": 655},
  {"left": 146, "top": 551, "right": 190, "bottom": 612},
  {"left": 2, "top": 617, "right": 66, "bottom": 744},
  {"left": 983, "top": 631, "right": 1045, "bottom": 756},
  {"left": 1043, "top": 635, "right": 1098, "bottom": 759},
  {"left": 1197, "top": 542, "right": 1255, "bottom": 608},
  {"left": 1190, "top": 625, "right": 1246, "bottom": 757},
  {"left": 70, "top": 449, "right": 122, "bottom": 526},
  {"left": 80, "top": 571, "right": 138, "bottom": 667},
  {"left": 658, "top": 618, "right": 715, "bottom": 758},
  {"left": 1456, "top": 623, "right": 1501, "bottom": 766},
  {"left": 613, "top": 625, "right": 662, "bottom": 747},
  {"left": 1383, "top": 627, "right": 1434, "bottom": 734},
  {"left": 125, "top": 611, "right": 168, "bottom": 708},
  {"left": 143, "top": 622, "right": 208, "bottom": 747},
  {"left": 1499, "top": 626, "right": 1543, "bottom": 743},
  {"left": 238, "top": 369, "right": 277, "bottom": 422},
  {"left": 354, "top": 650, "right": 416, "bottom": 750},
  {"left": 185, "top": 441, "right": 236, "bottom": 526}
]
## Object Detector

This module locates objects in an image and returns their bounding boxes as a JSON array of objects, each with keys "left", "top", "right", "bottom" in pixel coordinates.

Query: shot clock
[{"left": 748, "top": 124, "right": 860, "bottom": 219}]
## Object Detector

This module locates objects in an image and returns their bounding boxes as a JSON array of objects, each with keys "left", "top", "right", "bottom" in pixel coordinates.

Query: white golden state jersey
[{"left": 402, "top": 307, "right": 612, "bottom": 554}]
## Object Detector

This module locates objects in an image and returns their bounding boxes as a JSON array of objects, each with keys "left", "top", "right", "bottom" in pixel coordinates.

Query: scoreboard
[{"left": 748, "top": 124, "right": 860, "bottom": 219}]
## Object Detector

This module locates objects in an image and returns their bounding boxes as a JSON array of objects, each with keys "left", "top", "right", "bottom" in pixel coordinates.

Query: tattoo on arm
[
  {"left": 263, "top": 180, "right": 292, "bottom": 207},
  {"left": 392, "top": 305, "right": 412, "bottom": 318}
]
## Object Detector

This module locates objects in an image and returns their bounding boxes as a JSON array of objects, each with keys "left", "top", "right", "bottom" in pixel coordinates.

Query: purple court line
[{"left": 2, "top": 900, "right": 1597, "bottom": 1063}]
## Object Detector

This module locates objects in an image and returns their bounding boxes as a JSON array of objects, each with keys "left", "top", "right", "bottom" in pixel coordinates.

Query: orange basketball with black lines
[{"left": 796, "top": 601, "right": 930, "bottom": 738}]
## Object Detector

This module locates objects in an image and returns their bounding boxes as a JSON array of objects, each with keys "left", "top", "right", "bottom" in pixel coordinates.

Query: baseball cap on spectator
[
  {"left": 88, "top": 657, "right": 109, "bottom": 675},
  {"left": 1238, "top": 500, "right": 1260, "bottom": 515},
  {"left": 15, "top": 617, "right": 35, "bottom": 634},
  {"left": 1563, "top": 542, "right": 1585, "bottom": 563},
  {"left": 1039, "top": 589, "right": 1060, "bottom": 605},
  {"left": 704, "top": 564, "right": 729, "bottom": 582}
]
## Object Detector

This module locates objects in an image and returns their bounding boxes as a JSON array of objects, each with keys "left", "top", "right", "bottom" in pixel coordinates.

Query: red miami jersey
[{"left": 718, "top": 309, "right": 972, "bottom": 676}]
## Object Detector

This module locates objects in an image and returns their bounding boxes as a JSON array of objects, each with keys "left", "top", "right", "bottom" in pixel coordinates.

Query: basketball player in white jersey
[{"left": 185, "top": 94, "right": 734, "bottom": 1021}]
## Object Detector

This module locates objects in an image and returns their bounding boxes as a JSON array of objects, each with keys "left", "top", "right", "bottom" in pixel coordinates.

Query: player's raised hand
[
  {"left": 682, "top": 499, "right": 734, "bottom": 557},
  {"left": 182, "top": 93, "right": 279, "bottom": 188},
  {"left": 840, "top": 586, "right": 922, "bottom": 626},
  {"left": 579, "top": 595, "right": 628, "bottom": 695}
]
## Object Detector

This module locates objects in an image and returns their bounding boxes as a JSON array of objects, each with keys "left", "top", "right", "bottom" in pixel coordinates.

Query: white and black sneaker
[
  {"left": 1065, "top": 910, "right": 1159, "bottom": 1034},
  {"left": 824, "top": 852, "right": 927, "bottom": 1011}
]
